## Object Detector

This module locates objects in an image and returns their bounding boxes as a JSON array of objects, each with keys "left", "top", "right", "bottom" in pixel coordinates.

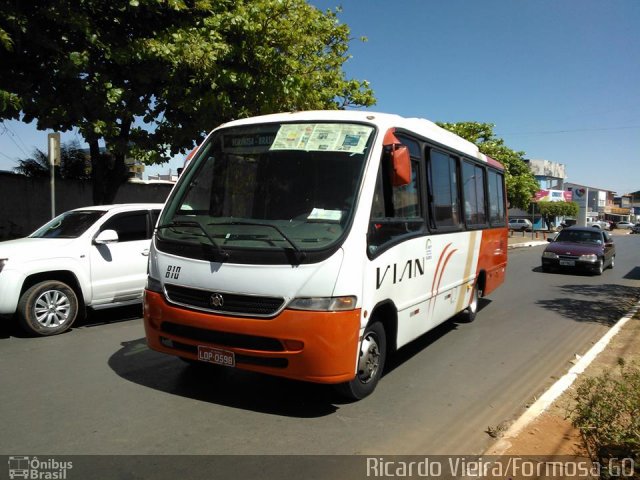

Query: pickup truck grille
[
  {"left": 558, "top": 254, "right": 580, "bottom": 260},
  {"left": 164, "top": 283, "right": 285, "bottom": 317}
]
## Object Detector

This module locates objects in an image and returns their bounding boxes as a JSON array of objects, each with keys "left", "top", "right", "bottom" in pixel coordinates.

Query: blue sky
[{"left": 1, "top": 0, "right": 638, "bottom": 193}]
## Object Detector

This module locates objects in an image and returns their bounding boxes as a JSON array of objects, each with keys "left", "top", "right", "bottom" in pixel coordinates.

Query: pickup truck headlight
[
  {"left": 288, "top": 296, "right": 357, "bottom": 312},
  {"left": 542, "top": 251, "right": 558, "bottom": 259},
  {"left": 579, "top": 254, "right": 598, "bottom": 262},
  {"left": 0, "top": 258, "right": 7, "bottom": 273}
]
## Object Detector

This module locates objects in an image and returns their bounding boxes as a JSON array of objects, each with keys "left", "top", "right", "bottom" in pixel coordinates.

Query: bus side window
[
  {"left": 367, "top": 145, "right": 423, "bottom": 256},
  {"left": 488, "top": 170, "right": 506, "bottom": 226},
  {"left": 427, "top": 149, "right": 461, "bottom": 230},
  {"left": 462, "top": 161, "right": 487, "bottom": 227}
]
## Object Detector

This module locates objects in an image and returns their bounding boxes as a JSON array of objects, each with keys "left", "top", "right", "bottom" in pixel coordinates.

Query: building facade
[{"left": 565, "top": 183, "right": 629, "bottom": 225}]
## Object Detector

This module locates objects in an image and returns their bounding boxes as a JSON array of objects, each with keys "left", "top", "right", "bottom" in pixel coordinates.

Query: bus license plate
[
  {"left": 559, "top": 260, "right": 575, "bottom": 266},
  {"left": 197, "top": 346, "right": 235, "bottom": 367}
]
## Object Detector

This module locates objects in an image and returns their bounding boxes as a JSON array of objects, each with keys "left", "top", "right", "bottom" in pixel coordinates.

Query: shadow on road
[
  {"left": 108, "top": 337, "right": 344, "bottom": 418},
  {"left": 536, "top": 284, "right": 639, "bottom": 326},
  {"left": 0, "top": 304, "right": 143, "bottom": 339},
  {"left": 107, "top": 301, "right": 488, "bottom": 417},
  {"left": 385, "top": 321, "right": 457, "bottom": 375},
  {"left": 77, "top": 304, "right": 143, "bottom": 328},
  {"left": 384, "top": 298, "right": 491, "bottom": 375},
  {"left": 624, "top": 266, "right": 640, "bottom": 280}
]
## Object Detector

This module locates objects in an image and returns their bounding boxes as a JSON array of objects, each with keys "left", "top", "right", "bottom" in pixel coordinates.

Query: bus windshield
[{"left": 157, "top": 122, "right": 375, "bottom": 262}]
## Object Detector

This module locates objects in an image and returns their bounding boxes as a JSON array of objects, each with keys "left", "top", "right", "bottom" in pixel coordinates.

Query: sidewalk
[
  {"left": 507, "top": 230, "right": 550, "bottom": 249},
  {"left": 507, "top": 228, "right": 632, "bottom": 249}
]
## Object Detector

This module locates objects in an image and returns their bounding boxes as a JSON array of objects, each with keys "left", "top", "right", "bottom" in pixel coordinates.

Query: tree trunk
[{"left": 89, "top": 139, "right": 128, "bottom": 205}]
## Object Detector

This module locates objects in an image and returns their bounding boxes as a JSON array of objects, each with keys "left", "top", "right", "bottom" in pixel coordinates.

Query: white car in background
[
  {"left": 508, "top": 218, "right": 533, "bottom": 231},
  {"left": 0, "top": 204, "right": 163, "bottom": 336},
  {"left": 615, "top": 221, "right": 634, "bottom": 229},
  {"left": 586, "top": 220, "right": 610, "bottom": 230}
]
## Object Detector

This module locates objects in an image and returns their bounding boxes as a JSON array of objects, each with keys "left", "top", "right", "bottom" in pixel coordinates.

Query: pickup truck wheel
[{"left": 18, "top": 280, "right": 79, "bottom": 336}]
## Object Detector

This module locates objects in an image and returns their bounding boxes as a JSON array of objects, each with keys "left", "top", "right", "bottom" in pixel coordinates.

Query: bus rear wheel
[
  {"left": 335, "top": 321, "right": 386, "bottom": 401},
  {"left": 460, "top": 283, "right": 481, "bottom": 323}
]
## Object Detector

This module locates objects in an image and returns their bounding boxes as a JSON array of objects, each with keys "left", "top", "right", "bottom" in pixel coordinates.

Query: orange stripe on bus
[{"left": 431, "top": 242, "right": 452, "bottom": 297}]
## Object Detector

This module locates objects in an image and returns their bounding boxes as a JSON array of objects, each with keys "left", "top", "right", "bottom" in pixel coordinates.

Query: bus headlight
[{"left": 288, "top": 296, "right": 357, "bottom": 312}]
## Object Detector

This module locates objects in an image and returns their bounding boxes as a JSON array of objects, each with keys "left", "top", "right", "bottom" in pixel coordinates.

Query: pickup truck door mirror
[{"left": 94, "top": 229, "right": 119, "bottom": 245}]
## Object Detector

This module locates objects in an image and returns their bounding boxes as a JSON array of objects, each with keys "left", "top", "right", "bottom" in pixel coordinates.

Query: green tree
[
  {"left": 0, "top": 0, "right": 375, "bottom": 204},
  {"left": 437, "top": 121, "right": 539, "bottom": 210},
  {"left": 536, "top": 200, "right": 579, "bottom": 230},
  {"left": 14, "top": 140, "right": 91, "bottom": 180},
  {"left": 0, "top": 24, "right": 19, "bottom": 115}
]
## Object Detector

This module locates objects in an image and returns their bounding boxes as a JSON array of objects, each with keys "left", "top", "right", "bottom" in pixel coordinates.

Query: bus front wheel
[{"left": 335, "top": 321, "right": 386, "bottom": 401}]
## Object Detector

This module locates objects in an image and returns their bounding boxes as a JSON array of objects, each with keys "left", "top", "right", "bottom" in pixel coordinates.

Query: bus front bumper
[{"left": 143, "top": 290, "right": 361, "bottom": 384}]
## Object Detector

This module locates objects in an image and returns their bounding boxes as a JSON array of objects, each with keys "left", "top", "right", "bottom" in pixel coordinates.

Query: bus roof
[{"left": 216, "top": 110, "right": 502, "bottom": 169}]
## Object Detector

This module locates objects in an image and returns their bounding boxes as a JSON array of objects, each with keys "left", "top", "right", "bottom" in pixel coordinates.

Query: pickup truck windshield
[
  {"left": 29, "top": 211, "right": 107, "bottom": 239},
  {"left": 157, "top": 122, "right": 374, "bottom": 262}
]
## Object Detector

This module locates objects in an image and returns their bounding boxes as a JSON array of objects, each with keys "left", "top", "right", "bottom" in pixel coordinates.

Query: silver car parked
[{"left": 508, "top": 218, "right": 532, "bottom": 232}]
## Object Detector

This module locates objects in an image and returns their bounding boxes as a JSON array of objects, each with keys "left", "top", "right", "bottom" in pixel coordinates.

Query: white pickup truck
[
  {"left": 586, "top": 220, "right": 610, "bottom": 230},
  {"left": 0, "top": 203, "right": 163, "bottom": 336}
]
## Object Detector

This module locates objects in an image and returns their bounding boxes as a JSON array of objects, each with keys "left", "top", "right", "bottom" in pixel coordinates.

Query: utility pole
[{"left": 48, "top": 133, "right": 61, "bottom": 219}]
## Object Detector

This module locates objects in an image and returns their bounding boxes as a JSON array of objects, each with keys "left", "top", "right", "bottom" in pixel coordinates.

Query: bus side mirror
[{"left": 389, "top": 144, "right": 411, "bottom": 186}]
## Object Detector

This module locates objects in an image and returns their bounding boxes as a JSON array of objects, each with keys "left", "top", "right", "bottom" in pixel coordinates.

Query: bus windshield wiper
[
  {"left": 209, "top": 221, "right": 307, "bottom": 262},
  {"left": 156, "top": 220, "right": 230, "bottom": 261}
]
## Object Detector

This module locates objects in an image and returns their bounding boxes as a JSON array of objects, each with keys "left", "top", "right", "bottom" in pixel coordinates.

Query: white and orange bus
[{"left": 144, "top": 111, "right": 508, "bottom": 399}]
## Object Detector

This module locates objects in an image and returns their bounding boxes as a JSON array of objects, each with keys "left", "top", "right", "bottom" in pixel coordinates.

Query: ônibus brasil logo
[{"left": 8, "top": 456, "right": 73, "bottom": 479}]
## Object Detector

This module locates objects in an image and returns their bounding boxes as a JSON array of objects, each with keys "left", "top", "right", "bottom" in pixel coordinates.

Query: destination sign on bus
[{"left": 223, "top": 133, "right": 277, "bottom": 151}]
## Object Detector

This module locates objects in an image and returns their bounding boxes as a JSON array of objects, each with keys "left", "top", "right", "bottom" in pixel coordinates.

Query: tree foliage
[
  {"left": 437, "top": 121, "right": 539, "bottom": 210},
  {"left": 14, "top": 140, "right": 91, "bottom": 180},
  {"left": 536, "top": 200, "right": 578, "bottom": 218},
  {"left": 536, "top": 200, "right": 579, "bottom": 229},
  {"left": 0, "top": 0, "right": 375, "bottom": 203},
  {"left": 0, "top": 24, "right": 20, "bottom": 114}
]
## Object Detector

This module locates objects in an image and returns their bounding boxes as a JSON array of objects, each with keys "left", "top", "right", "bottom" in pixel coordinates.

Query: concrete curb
[
  {"left": 507, "top": 241, "right": 548, "bottom": 249},
  {"left": 484, "top": 300, "right": 640, "bottom": 455}
]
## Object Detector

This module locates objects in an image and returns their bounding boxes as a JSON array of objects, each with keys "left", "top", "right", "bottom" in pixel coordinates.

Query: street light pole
[{"left": 48, "top": 133, "right": 60, "bottom": 219}]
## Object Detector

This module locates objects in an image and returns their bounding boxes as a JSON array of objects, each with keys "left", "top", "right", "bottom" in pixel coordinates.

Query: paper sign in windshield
[
  {"left": 307, "top": 208, "right": 343, "bottom": 222},
  {"left": 271, "top": 124, "right": 373, "bottom": 154}
]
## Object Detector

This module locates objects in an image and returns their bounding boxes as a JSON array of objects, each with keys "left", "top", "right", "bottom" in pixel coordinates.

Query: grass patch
[{"left": 569, "top": 359, "right": 640, "bottom": 479}]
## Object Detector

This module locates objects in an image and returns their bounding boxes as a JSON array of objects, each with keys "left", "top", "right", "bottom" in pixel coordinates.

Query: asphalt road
[{"left": 1, "top": 234, "right": 639, "bottom": 466}]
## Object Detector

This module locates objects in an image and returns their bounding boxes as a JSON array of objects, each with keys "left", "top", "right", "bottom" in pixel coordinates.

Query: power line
[
  {"left": 0, "top": 122, "right": 31, "bottom": 157},
  {"left": 0, "top": 150, "right": 15, "bottom": 162},
  {"left": 3, "top": 123, "right": 32, "bottom": 154},
  {"left": 498, "top": 125, "right": 640, "bottom": 137}
]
